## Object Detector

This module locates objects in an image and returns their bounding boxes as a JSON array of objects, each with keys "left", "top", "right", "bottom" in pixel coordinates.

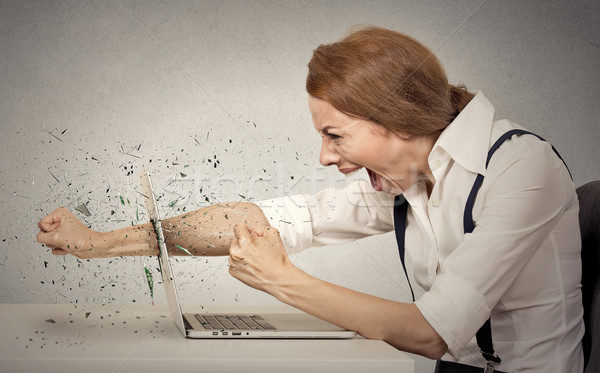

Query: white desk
[{"left": 0, "top": 304, "right": 414, "bottom": 373}]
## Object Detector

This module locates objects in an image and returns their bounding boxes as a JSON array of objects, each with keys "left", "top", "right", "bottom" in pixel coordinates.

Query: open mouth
[{"left": 366, "top": 168, "right": 382, "bottom": 191}]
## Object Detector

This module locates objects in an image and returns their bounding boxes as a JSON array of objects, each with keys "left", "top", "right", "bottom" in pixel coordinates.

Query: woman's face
[{"left": 308, "top": 95, "right": 436, "bottom": 195}]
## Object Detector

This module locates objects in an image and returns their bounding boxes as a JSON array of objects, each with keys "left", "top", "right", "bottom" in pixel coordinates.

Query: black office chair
[{"left": 577, "top": 180, "right": 600, "bottom": 373}]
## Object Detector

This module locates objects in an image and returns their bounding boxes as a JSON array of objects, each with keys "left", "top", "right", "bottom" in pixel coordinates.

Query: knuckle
[{"left": 230, "top": 251, "right": 244, "bottom": 261}]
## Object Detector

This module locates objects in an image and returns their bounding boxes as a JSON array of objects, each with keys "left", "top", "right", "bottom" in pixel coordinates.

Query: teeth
[{"left": 343, "top": 169, "right": 361, "bottom": 177}]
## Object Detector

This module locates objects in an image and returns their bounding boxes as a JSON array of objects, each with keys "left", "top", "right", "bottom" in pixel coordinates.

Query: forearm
[
  {"left": 98, "top": 202, "right": 269, "bottom": 257},
  {"left": 162, "top": 202, "right": 270, "bottom": 256},
  {"left": 273, "top": 267, "right": 447, "bottom": 358}
]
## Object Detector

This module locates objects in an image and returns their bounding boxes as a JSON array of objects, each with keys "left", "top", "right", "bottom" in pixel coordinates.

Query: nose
[{"left": 319, "top": 138, "right": 341, "bottom": 167}]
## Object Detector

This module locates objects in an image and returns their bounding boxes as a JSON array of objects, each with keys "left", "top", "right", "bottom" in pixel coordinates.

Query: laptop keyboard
[{"left": 194, "top": 314, "right": 276, "bottom": 331}]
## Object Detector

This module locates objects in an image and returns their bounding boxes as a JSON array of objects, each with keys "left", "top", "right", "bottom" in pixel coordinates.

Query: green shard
[
  {"left": 169, "top": 197, "right": 181, "bottom": 208},
  {"left": 119, "top": 195, "right": 125, "bottom": 205},
  {"left": 75, "top": 203, "right": 91, "bottom": 217},
  {"left": 144, "top": 265, "right": 154, "bottom": 305},
  {"left": 175, "top": 245, "right": 194, "bottom": 257}
]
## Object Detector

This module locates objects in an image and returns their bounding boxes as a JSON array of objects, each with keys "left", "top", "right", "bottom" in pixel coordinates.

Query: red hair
[{"left": 306, "top": 26, "right": 473, "bottom": 137}]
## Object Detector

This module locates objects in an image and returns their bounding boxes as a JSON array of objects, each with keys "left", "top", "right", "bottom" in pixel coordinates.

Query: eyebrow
[{"left": 321, "top": 125, "right": 337, "bottom": 134}]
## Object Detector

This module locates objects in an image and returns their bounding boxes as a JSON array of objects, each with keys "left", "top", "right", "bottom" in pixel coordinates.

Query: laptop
[{"left": 139, "top": 170, "right": 356, "bottom": 339}]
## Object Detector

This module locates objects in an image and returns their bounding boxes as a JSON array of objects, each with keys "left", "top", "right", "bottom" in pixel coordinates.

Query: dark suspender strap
[
  {"left": 465, "top": 129, "right": 571, "bottom": 366},
  {"left": 463, "top": 173, "right": 483, "bottom": 234},
  {"left": 393, "top": 129, "right": 571, "bottom": 369},
  {"left": 476, "top": 319, "right": 500, "bottom": 364},
  {"left": 485, "top": 129, "right": 571, "bottom": 177},
  {"left": 464, "top": 129, "right": 572, "bottom": 234},
  {"left": 393, "top": 195, "right": 415, "bottom": 301},
  {"left": 465, "top": 130, "right": 538, "bottom": 366}
]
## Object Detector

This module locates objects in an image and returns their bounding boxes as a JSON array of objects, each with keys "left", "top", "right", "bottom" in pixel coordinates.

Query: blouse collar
[{"left": 429, "top": 91, "right": 495, "bottom": 177}]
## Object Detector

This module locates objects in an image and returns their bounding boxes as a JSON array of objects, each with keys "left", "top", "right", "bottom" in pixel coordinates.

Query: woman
[{"left": 37, "top": 27, "right": 584, "bottom": 372}]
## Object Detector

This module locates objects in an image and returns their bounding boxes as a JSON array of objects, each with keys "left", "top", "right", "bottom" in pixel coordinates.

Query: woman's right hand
[{"left": 37, "top": 207, "right": 105, "bottom": 259}]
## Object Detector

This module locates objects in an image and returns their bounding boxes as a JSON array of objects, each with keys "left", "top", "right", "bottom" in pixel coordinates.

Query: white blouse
[{"left": 258, "top": 92, "right": 584, "bottom": 372}]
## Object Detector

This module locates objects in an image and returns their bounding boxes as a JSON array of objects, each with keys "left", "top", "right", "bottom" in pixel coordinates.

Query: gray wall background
[{"left": 1, "top": 1, "right": 598, "bottom": 371}]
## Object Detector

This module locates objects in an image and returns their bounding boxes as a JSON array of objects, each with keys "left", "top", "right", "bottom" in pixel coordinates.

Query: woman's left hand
[{"left": 228, "top": 222, "right": 294, "bottom": 294}]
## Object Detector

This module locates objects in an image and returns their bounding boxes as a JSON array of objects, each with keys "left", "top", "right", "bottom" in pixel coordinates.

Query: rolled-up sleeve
[
  {"left": 415, "top": 137, "right": 577, "bottom": 355},
  {"left": 257, "top": 179, "right": 395, "bottom": 254}
]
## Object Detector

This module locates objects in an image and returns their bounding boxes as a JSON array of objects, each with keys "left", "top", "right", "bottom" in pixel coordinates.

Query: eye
[{"left": 327, "top": 133, "right": 342, "bottom": 140}]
